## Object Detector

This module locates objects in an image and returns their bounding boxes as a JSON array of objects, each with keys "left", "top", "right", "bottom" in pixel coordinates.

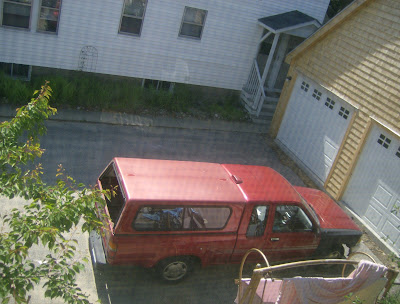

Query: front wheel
[
  {"left": 156, "top": 257, "right": 193, "bottom": 282},
  {"left": 326, "top": 245, "right": 345, "bottom": 259}
]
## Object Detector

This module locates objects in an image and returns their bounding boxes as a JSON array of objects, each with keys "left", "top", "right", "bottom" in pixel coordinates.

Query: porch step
[
  {"left": 240, "top": 89, "right": 281, "bottom": 126},
  {"left": 248, "top": 97, "right": 280, "bottom": 125}
]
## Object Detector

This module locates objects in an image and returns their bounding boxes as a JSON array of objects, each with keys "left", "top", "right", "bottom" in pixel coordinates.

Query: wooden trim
[
  {"left": 269, "top": 67, "right": 298, "bottom": 138},
  {"left": 324, "top": 110, "right": 359, "bottom": 196},
  {"left": 370, "top": 117, "right": 400, "bottom": 139},
  {"left": 336, "top": 115, "right": 373, "bottom": 200}
]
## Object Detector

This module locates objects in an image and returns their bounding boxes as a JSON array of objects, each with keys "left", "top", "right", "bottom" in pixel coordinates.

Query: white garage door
[
  {"left": 277, "top": 76, "right": 354, "bottom": 183},
  {"left": 342, "top": 125, "right": 400, "bottom": 254}
]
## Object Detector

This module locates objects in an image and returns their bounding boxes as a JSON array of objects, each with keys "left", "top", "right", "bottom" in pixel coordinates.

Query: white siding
[{"left": 0, "top": 0, "right": 329, "bottom": 90}]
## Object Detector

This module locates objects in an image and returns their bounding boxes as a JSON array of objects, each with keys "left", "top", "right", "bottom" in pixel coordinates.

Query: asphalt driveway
[{"left": 0, "top": 107, "right": 392, "bottom": 303}]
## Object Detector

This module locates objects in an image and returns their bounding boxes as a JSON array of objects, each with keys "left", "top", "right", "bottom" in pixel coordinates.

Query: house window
[
  {"left": 325, "top": 97, "right": 335, "bottom": 110},
  {"left": 37, "top": 0, "right": 61, "bottom": 33},
  {"left": 119, "top": 0, "right": 147, "bottom": 35},
  {"left": 0, "top": 62, "right": 31, "bottom": 80},
  {"left": 300, "top": 81, "right": 309, "bottom": 92},
  {"left": 377, "top": 134, "right": 391, "bottom": 149},
  {"left": 142, "top": 79, "right": 174, "bottom": 91},
  {"left": 179, "top": 6, "right": 207, "bottom": 39},
  {"left": 312, "top": 89, "right": 322, "bottom": 101},
  {"left": 338, "top": 106, "right": 350, "bottom": 119},
  {"left": 2, "top": 0, "right": 32, "bottom": 29}
]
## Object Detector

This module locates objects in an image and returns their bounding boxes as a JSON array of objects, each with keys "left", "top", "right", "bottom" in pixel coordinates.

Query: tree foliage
[{"left": 0, "top": 82, "right": 106, "bottom": 303}]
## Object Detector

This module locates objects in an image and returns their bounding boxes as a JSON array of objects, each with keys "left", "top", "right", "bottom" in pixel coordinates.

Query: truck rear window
[
  {"left": 133, "top": 206, "right": 231, "bottom": 231},
  {"left": 99, "top": 163, "right": 126, "bottom": 228}
]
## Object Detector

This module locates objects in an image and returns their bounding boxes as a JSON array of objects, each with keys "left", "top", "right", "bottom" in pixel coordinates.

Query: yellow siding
[{"left": 284, "top": 0, "right": 400, "bottom": 199}]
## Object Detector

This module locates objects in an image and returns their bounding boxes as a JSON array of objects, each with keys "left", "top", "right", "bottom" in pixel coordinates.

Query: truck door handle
[{"left": 270, "top": 237, "right": 280, "bottom": 241}]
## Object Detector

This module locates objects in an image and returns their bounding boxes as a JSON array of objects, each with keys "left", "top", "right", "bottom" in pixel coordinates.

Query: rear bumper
[{"left": 89, "top": 230, "right": 107, "bottom": 266}]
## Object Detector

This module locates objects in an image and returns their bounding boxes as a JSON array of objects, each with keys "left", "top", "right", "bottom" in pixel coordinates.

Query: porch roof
[{"left": 258, "top": 10, "right": 320, "bottom": 34}]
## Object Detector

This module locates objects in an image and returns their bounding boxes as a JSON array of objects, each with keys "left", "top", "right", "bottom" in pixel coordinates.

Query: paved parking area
[{"left": 1, "top": 107, "right": 396, "bottom": 303}]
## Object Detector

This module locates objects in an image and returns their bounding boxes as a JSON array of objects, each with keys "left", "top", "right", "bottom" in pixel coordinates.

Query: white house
[{"left": 0, "top": 0, "right": 329, "bottom": 121}]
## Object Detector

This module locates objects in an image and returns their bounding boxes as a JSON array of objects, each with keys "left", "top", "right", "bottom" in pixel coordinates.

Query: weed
[
  {"left": 378, "top": 291, "right": 400, "bottom": 304},
  {"left": 0, "top": 73, "right": 249, "bottom": 121}
]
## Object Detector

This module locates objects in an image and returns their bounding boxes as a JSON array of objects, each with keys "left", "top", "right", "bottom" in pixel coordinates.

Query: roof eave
[{"left": 258, "top": 19, "right": 321, "bottom": 34}]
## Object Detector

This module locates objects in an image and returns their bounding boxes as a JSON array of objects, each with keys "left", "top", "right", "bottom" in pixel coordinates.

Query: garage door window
[
  {"left": 325, "top": 97, "right": 335, "bottom": 110},
  {"left": 312, "top": 89, "right": 322, "bottom": 100},
  {"left": 338, "top": 106, "right": 350, "bottom": 120},
  {"left": 301, "top": 81, "right": 309, "bottom": 92},
  {"left": 396, "top": 147, "right": 400, "bottom": 158},
  {"left": 377, "top": 134, "right": 391, "bottom": 149}
]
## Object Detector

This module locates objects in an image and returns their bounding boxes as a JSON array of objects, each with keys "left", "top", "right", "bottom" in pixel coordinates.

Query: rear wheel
[{"left": 157, "top": 257, "right": 193, "bottom": 282}]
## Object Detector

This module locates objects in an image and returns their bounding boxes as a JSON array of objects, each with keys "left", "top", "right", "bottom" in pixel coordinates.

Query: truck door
[
  {"left": 230, "top": 205, "right": 271, "bottom": 263},
  {"left": 266, "top": 204, "right": 319, "bottom": 262},
  {"left": 231, "top": 204, "right": 319, "bottom": 264}
]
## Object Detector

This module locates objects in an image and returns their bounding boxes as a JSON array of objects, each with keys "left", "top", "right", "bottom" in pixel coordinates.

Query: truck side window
[
  {"left": 246, "top": 206, "right": 269, "bottom": 237},
  {"left": 133, "top": 206, "right": 231, "bottom": 231},
  {"left": 273, "top": 205, "right": 313, "bottom": 233},
  {"left": 134, "top": 207, "right": 184, "bottom": 231}
]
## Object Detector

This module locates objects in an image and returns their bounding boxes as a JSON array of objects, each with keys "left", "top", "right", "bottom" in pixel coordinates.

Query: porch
[{"left": 240, "top": 11, "right": 321, "bottom": 125}]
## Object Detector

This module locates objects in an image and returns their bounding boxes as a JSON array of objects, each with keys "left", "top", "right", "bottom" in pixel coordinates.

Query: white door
[
  {"left": 342, "top": 125, "right": 400, "bottom": 253},
  {"left": 277, "top": 76, "right": 354, "bottom": 183}
]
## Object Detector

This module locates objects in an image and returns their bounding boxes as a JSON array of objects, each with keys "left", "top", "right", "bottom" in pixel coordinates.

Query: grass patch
[
  {"left": 0, "top": 72, "right": 249, "bottom": 122},
  {"left": 378, "top": 291, "right": 400, "bottom": 304}
]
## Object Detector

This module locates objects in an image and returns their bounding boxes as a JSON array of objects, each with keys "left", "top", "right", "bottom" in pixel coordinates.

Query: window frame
[
  {"left": 246, "top": 205, "right": 269, "bottom": 238},
  {"left": 179, "top": 6, "right": 207, "bottom": 40},
  {"left": 1, "top": 0, "right": 33, "bottom": 29},
  {"left": 0, "top": 62, "right": 31, "bottom": 80},
  {"left": 37, "top": 0, "right": 62, "bottom": 34},
  {"left": 118, "top": 0, "right": 147, "bottom": 36},
  {"left": 272, "top": 204, "right": 314, "bottom": 233}
]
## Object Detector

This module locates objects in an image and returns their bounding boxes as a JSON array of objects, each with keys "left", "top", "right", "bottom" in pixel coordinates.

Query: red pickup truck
[{"left": 89, "top": 158, "right": 362, "bottom": 282}]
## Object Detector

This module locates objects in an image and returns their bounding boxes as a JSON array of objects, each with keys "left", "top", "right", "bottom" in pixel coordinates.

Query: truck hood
[{"left": 294, "top": 187, "right": 360, "bottom": 231}]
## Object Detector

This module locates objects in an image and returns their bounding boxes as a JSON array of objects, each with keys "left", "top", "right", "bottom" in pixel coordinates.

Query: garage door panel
[
  {"left": 393, "top": 200, "right": 400, "bottom": 221},
  {"left": 373, "top": 184, "right": 393, "bottom": 209},
  {"left": 381, "top": 220, "right": 400, "bottom": 251},
  {"left": 343, "top": 125, "right": 400, "bottom": 254},
  {"left": 364, "top": 204, "right": 383, "bottom": 229},
  {"left": 277, "top": 76, "right": 353, "bottom": 183}
]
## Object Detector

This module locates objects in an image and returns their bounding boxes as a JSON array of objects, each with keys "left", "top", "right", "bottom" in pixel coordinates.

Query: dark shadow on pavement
[{"left": 92, "top": 263, "right": 241, "bottom": 304}]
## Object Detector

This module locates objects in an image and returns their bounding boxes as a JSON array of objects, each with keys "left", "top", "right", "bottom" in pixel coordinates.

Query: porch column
[
  {"left": 267, "top": 34, "right": 290, "bottom": 89},
  {"left": 260, "top": 33, "right": 280, "bottom": 90}
]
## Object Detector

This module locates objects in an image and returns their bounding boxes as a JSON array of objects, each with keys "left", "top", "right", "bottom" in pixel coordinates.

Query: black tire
[
  {"left": 156, "top": 256, "right": 193, "bottom": 282},
  {"left": 326, "top": 245, "right": 345, "bottom": 259}
]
